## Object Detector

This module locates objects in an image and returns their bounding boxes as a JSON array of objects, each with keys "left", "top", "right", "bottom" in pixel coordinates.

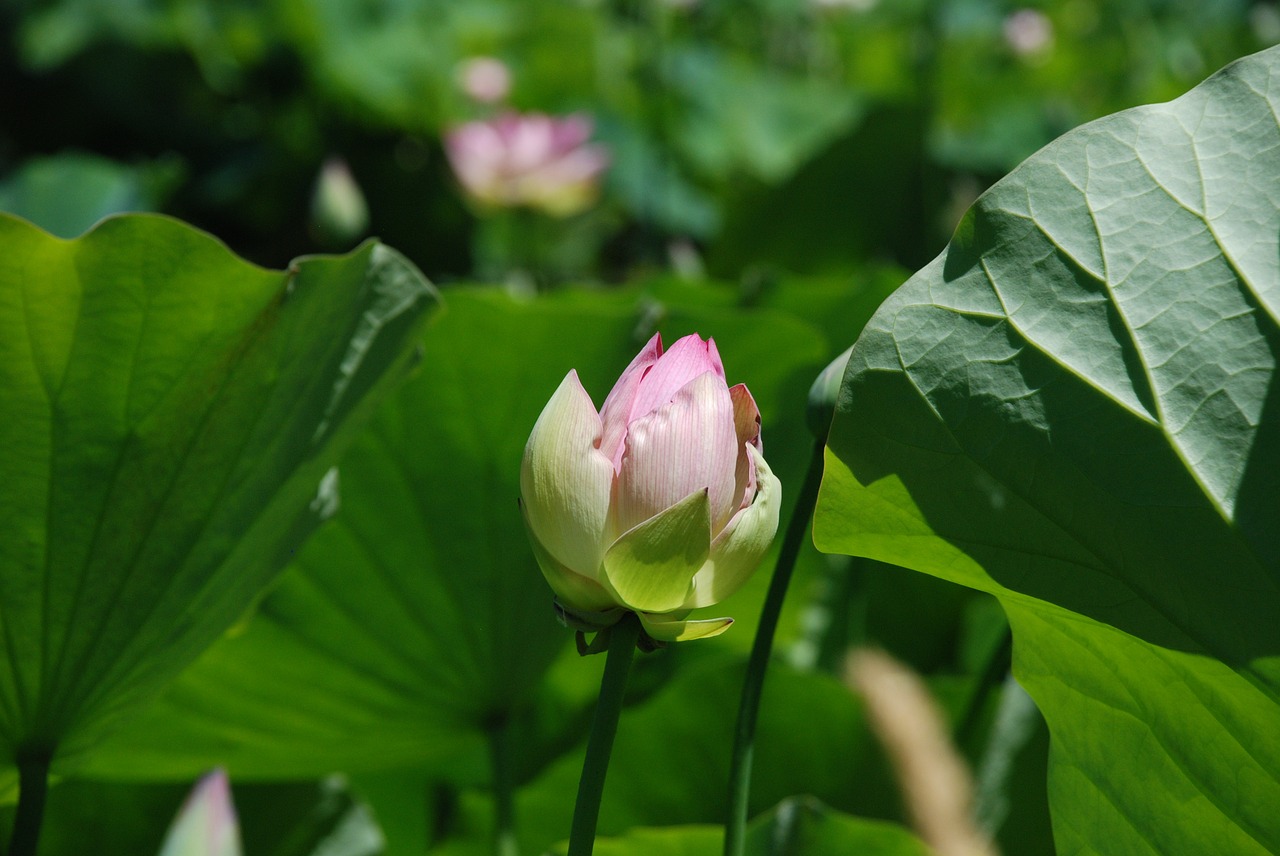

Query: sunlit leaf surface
[
  {"left": 815, "top": 47, "right": 1280, "bottom": 855},
  {"left": 0, "top": 214, "right": 437, "bottom": 787}
]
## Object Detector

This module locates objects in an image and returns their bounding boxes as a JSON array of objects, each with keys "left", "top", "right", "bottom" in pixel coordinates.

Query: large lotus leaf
[
  {"left": 84, "top": 287, "right": 828, "bottom": 780},
  {"left": 814, "top": 48, "right": 1280, "bottom": 854},
  {"left": 0, "top": 213, "right": 437, "bottom": 786},
  {"left": 0, "top": 153, "right": 176, "bottom": 239}
]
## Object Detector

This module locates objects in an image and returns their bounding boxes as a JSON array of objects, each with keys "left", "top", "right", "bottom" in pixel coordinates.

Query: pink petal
[
  {"left": 728, "top": 383, "right": 761, "bottom": 511},
  {"left": 492, "top": 111, "right": 525, "bottom": 143},
  {"left": 535, "top": 145, "right": 610, "bottom": 187},
  {"left": 598, "top": 333, "right": 663, "bottom": 468},
  {"left": 611, "top": 371, "right": 739, "bottom": 539},
  {"left": 445, "top": 122, "right": 509, "bottom": 203},
  {"left": 627, "top": 334, "right": 726, "bottom": 424},
  {"left": 508, "top": 114, "right": 558, "bottom": 174},
  {"left": 549, "top": 114, "right": 594, "bottom": 152}
]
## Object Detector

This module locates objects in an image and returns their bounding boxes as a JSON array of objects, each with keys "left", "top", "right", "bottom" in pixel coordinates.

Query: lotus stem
[
  {"left": 724, "top": 439, "right": 826, "bottom": 856},
  {"left": 567, "top": 613, "right": 642, "bottom": 856},
  {"left": 488, "top": 718, "right": 520, "bottom": 856}
]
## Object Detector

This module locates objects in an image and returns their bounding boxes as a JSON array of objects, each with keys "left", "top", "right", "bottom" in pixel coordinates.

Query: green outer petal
[
  {"left": 602, "top": 489, "right": 711, "bottom": 614},
  {"left": 520, "top": 371, "right": 615, "bottom": 581},
  {"left": 521, "top": 504, "right": 620, "bottom": 613},
  {"left": 684, "top": 446, "right": 781, "bottom": 609},
  {"left": 638, "top": 612, "right": 734, "bottom": 642}
]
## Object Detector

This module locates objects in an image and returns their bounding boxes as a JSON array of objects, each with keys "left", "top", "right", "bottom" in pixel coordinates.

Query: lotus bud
[
  {"left": 457, "top": 56, "right": 512, "bottom": 104},
  {"left": 520, "top": 333, "right": 781, "bottom": 648},
  {"left": 310, "top": 157, "right": 370, "bottom": 247},
  {"left": 157, "top": 769, "right": 241, "bottom": 856}
]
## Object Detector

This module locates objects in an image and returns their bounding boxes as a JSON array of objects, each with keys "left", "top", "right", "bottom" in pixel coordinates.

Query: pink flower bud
[
  {"left": 457, "top": 56, "right": 512, "bottom": 104},
  {"left": 520, "top": 333, "right": 781, "bottom": 643}
]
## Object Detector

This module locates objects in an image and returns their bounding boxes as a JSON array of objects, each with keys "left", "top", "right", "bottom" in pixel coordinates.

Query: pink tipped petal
[
  {"left": 638, "top": 612, "right": 734, "bottom": 642},
  {"left": 599, "top": 333, "right": 664, "bottom": 467},
  {"left": 705, "top": 336, "right": 726, "bottom": 376},
  {"left": 612, "top": 372, "right": 739, "bottom": 538},
  {"left": 684, "top": 445, "right": 781, "bottom": 609},
  {"left": 728, "top": 383, "right": 762, "bottom": 510},
  {"left": 520, "top": 371, "right": 615, "bottom": 581},
  {"left": 158, "top": 769, "right": 242, "bottom": 856},
  {"left": 627, "top": 334, "right": 726, "bottom": 421},
  {"left": 543, "top": 147, "right": 610, "bottom": 184},
  {"left": 602, "top": 488, "right": 710, "bottom": 613},
  {"left": 522, "top": 145, "right": 611, "bottom": 215}
]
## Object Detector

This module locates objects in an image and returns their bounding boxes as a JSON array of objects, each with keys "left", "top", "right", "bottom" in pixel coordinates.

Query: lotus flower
[
  {"left": 444, "top": 111, "right": 609, "bottom": 217},
  {"left": 520, "top": 333, "right": 781, "bottom": 643},
  {"left": 457, "top": 56, "right": 512, "bottom": 104},
  {"left": 157, "top": 769, "right": 241, "bottom": 856}
]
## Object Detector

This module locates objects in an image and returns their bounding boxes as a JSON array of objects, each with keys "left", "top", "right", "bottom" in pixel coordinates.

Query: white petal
[
  {"left": 521, "top": 503, "right": 620, "bottom": 613},
  {"left": 520, "top": 371, "right": 615, "bottom": 580},
  {"left": 683, "top": 445, "right": 781, "bottom": 609}
]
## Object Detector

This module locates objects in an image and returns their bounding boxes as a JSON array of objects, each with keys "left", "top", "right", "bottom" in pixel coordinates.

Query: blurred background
[{"left": 2, "top": 0, "right": 1276, "bottom": 287}]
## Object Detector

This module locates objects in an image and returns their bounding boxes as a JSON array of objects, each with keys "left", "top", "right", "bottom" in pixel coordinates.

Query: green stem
[
  {"left": 7, "top": 749, "right": 51, "bottom": 856},
  {"left": 567, "top": 613, "right": 642, "bottom": 856},
  {"left": 954, "top": 626, "right": 1014, "bottom": 748},
  {"left": 724, "top": 440, "right": 826, "bottom": 856},
  {"left": 488, "top": 719, "right": 520, "bottom": 856}
]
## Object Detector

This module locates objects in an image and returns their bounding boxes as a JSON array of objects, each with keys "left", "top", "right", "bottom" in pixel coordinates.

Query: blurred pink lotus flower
[
  {"left": 444, "top": 112, "right": 610, "bottom": 217},
  {"left": 457, "top": 56, "right": 512, "bottom": 104},
  {"left": 1004, "top": 9, "right": 1054, "bottom": 57},
  {"left": 520, "top": 333, "right": 781, "bottom": 644},
  {"left": 157, "top": 769, "right": 241, "bottom": 856}
]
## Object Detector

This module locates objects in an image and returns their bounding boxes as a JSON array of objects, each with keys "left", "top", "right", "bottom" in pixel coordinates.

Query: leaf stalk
[
  {"left": 6, "top": 748, "right": 51, "bottom": 856},
  {"left": 724, "top": 439, "right": 826, "bottom": 856}
]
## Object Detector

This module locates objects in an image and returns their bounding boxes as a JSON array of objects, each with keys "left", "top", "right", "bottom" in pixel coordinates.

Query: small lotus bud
[
  {"left": 157, "top": 769, "right": 241, "bottom": 856},
  {"left": 520, "top": 333, "right": 781, "bottom": 645},
  {"left": 310, "top": 157, "right": 369, "bottom": 246}
]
